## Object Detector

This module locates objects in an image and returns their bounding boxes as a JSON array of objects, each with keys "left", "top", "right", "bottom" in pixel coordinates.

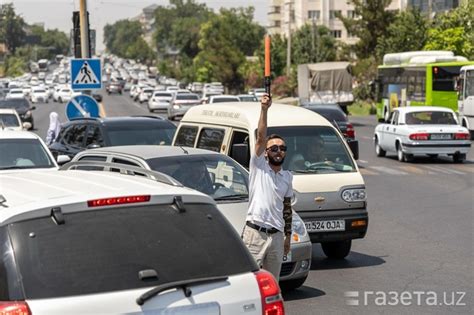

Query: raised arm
[{"left": 255, "top": 93, "right": 272, "bottom": 156}]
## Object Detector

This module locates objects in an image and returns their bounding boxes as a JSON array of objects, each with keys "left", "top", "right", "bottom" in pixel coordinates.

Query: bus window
[{"left": 432, "top": 66, "right": 462, "bottom": 91}]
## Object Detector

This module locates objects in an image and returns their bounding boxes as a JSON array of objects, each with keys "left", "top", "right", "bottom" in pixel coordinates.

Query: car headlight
[
  {"left": 291, "top": 213, "right": 307, "bottom": 237},
  {"left": 173, "top": 104, "right": 180, "bottom": 109},
  {"left": 341, "top": 188, "right": 366, "bottom": 202}
]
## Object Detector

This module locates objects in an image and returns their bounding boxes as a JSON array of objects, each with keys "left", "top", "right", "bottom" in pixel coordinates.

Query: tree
[
  {"left": 291, "top": 24, "right": 336, "bottom": 65},
  {"left": 338, "top": 0, "right": 395, "bottom": 59},
  {"left": 0, "top": 4, "right": 26, "bottom": 54},
  {"left": 424, "top": 2, "right": 474, "bottom": 58},
  {"left": 376, "top": 9, "right": 428, "bottom": 59}
]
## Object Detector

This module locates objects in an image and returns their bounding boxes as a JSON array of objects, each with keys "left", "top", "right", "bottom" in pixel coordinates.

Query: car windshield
[
  {"left": 154, "top": 93, "right": 172, "bottom": 97},
  {"left": 239, "top": 96, "right": 257, "bottom": 102},
  {"left": 106, "top": 123, "right": 177, "bottom": 146},
  {"left": 0, "top": 138, "right": 55, "bottom": 170},
  {"left": 0, "top": 114, "right": 20, "bottom": 127},
  {"left": 266, "top": 126, "right": 356, "bottom": 174},
  {"left": 405, "top": 111, "right": 457, "bottom": 125},
  {"left": 0, "top": 99, "right": 29, "bottom": 109},
  {"left": 5, "top": 203, "right": 256, "bottom": 299},
  {"left": 147, "top": 154, "right": 249, "bottom": 200},
  {"left": 212, "top": 97, "right": 239, "bottom": 103}
]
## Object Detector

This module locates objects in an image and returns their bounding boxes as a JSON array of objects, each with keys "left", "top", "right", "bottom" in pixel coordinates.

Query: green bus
[{"left": 375, "top": 51, "right": 474, "bottom": 122}]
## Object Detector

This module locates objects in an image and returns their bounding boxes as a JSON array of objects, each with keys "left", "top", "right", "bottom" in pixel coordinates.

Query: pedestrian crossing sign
[{"left": 71, "top": 58, "right": 102, "bottom": 90}]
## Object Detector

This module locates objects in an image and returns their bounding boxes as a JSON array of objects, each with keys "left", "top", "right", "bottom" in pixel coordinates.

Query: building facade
[{"left": 267, "top": 0, "right": 460, "bottom": 44}]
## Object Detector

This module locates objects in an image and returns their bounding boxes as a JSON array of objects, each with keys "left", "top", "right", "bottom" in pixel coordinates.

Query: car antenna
[{"left": 179, "top": 146, "right": 188, "bottom": 154}]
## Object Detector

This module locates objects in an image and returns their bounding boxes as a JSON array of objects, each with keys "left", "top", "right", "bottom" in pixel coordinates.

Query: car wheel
[
  {"left": 453, "top": 153, "right": 466, "bottom": 163},
  {"left": 279, "top": 276, "right": 308, "bottom": 292},
  {"left": 58, "top": 97, "right": 63, "bottom": 103},
  {"left": 396, "top": 143, "right": 412, "bottom": 162},
  {"left": 375, "top": 137, "right": 386, "bottom": 157},
  {"left": 321, "top": 240, "right": 352, "bottom": 259}
]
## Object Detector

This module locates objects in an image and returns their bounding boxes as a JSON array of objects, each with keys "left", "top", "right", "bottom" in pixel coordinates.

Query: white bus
[
  {"left": 458, "top": 65, "right": 474, "bottom": 139},
  {"left": 38, "top": 59, "right": 49, "bottom": 72}
]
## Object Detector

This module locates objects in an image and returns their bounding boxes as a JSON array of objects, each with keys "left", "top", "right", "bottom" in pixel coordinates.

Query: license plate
[
  {"left": 305, "top": 220, "right": 345, "bottom": 232},
  {"left": 283, "top": 251, "right": 292, "bottom": 262},
  {"left": 430, "top": 133, "right": 452, "bottom": 140}
]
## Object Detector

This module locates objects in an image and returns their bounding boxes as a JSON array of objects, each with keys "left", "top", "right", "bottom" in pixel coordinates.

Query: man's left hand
[{"left": 284, "top": 236, "right": 291, "bottom": 255}]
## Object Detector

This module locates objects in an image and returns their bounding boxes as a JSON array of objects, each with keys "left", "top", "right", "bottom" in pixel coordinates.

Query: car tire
[
  {"left": 279, "top": 276, "right": 308, "bottom": 292},
  {"left": 58, "top": 97, "right": 63, "bottom": 103},
  {"left": 397, "top": 143, "right": 413, "bottom": 162},
  {"left": 453, "top": 153, "right": 466, "bottom": 163},
  {"left": 321, "top": 240, "right": 352, "bottom": 259},
  {"left": 375, "top": 137, "right": 386, "bottom": 157}
]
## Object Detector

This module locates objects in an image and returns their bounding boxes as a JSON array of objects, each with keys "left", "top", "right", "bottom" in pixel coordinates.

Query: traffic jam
[{"left": 1, "top": 2, "right": 473, "bottom": 315}]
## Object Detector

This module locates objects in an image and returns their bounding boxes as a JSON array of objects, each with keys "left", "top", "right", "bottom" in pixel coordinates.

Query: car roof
[
  {"left": 0, "top": 170, "right": 214, "bottom": 224},
  {"left": 81, "top": 145, "right": 220, "bottom": 160},
  {"left": 0, "top": 130, "right": 39, "bottom": 139},
  {"left": 395, "top": 106, "right": 455, "bottom": 113},
  {"left": 0, "top": 108, "right": 18, "bottom": 114},
  {"left": 182, "top": 102, "right": 332, "bottom": 129}
]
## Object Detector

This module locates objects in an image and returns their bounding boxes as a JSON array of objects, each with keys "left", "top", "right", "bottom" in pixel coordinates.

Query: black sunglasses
[{"left": 266, "top": 145, "right": 287, "bottom": 152}]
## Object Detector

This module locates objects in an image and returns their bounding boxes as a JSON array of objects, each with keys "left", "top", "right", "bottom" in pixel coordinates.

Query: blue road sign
[
  {"left": 66, "top": 95, "right": 100, "bottom": 120},
  {"left": 71, "top": 58, "right": 102, "bottom": 90}
]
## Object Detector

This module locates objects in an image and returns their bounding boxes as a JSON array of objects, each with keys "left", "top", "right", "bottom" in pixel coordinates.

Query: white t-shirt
[{"left": 246, "top": 153, "right": 293, "bottom": 232}]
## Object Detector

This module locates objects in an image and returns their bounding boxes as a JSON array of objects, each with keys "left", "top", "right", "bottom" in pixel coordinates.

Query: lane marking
[
  {"left": 397, "top": 165, "right": 426, "bottom": 175},
  {"left": 451, "top": 164, "right": 474, "bottom": 173},
  {"left": 421, "top": 165, "right": 464, "bottom": 175},
  {"left": 99, "top": 102, "right": 106, "bottom": 117},
  {"left": 369, "top": 166, "right": 408, "bottom": 175},
  {"left": 359, "top": 168, "right": 378, "bottom": 175},
  {"left": 358, "top": 160, "right": 368, "bottom": 164}
]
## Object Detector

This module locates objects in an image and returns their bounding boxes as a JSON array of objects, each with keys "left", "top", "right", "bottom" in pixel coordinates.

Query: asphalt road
[{"left": 31, "top": 90, "right": 473, "bottom": 314}]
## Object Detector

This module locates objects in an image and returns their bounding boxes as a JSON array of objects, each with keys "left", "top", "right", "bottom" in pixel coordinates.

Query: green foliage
[
  {"left": 424, "top": 2, "right": 474, "bottom": 58},
  {"left": 352, "top": 56, "right": 378, "bottom": 101},
  {"left": 3, "top": 55, "right": 27, "bottom": 77},
  {"left": 237, "top": 58, "right": 263, "bottom": 91},
  {"left": 28, "top": 25, "right": 69, "bottom": 60},
  {"left": 0, "top": 4, "right": 26, "bottom": 54},
  {"left": 291, "top": 24, "right": 336, "bottom": 64},
  {"left": 104, "top": 19, "right": 155, "bottom": 62},
  {"left": 376, "top": 9, "right": 428, "bottom": 59},
  {"left": 338, "top": 0, "right": 395, "bottom": 60}
]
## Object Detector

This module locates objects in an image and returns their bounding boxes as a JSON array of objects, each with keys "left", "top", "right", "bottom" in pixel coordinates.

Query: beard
[{"left": 268, "top": 155, "right": 285, "bottom": 166}]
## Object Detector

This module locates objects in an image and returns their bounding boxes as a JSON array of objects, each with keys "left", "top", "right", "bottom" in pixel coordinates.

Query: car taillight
[
  {"left": 0, "top": 301, "right": 31, "bottom": 315},
  {"left": 88, "top": 195, "right": 150, "bottom": 207},
  {"left": 409, "top": 133, "right": 429, "bottom": 140},
  {"left": 454, "top": 132, "right": 470, "bottom": 140},
  {"left": 255, "top": 270, "right": 285, "bottom": 315},
  {"left": 345, "top": 123, "right": 355, "bottom": 139}
]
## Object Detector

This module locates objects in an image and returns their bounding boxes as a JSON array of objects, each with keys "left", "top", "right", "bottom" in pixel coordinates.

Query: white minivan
[{"left": 174, "top": 102, "right": 368, "bottom": 258}]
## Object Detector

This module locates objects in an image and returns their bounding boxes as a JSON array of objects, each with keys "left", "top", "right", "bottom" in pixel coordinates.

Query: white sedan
[{"left": 374, "top": 106, "right": 471, "bottom": 163}]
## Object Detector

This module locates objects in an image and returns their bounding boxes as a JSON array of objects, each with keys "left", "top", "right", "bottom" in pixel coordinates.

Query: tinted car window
[
  {"left": 197, "top": 128, "right": 225, "bottom": 152},
  {"left": 0, "top": 99, "right": 30, "bottom": 109},
  {"left": 85, "top": 125, "right": 104, "bottom": 147},
  {"left": 175, "top": 126, "right": 198, "bottom": 147},
  {"left": 0, "top": 139, "right": 55, "bottom": 170},
  {"left": 405, "top": 111, "right": 457, "bottom": 125},
  {"left": 106, "top": 122, "right": 176, "bottom": 146},
  {"left": 306, "top": 107, "right": 347, "bottom": 122},
  {"left": 0, "top": 114, "right": 20, "bottom": 127},
  {"left": 8, "top": 204, "right": 257, "bottom": 299},
  {"left": 70, "top": 124, "right": 87, "bottom": 147},
  {"left": 176, "top": 94, "right": 199, "bottom": 100},
  {"left": 212, "top": 98, "right": 239, "bottom": 103}
]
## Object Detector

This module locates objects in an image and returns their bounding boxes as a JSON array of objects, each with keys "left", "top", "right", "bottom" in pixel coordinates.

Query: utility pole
[
  {"left": 79, "top": 0, "right": 90, "bottom": 59},
  {"left": 286, "top": 0, "right": 292, "bottom": 76}
]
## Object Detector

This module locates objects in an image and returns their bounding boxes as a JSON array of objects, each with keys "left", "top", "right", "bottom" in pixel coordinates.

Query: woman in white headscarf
[{"left": 45, "top": 112, "right": 61, "bottom": 145}]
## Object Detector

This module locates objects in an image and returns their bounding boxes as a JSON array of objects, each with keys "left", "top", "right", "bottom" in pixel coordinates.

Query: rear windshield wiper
[
  {"left": 213, "top": 194, "right": 248, "bottom": 201},
  {"left": 136, "top": 275, "right": 229, "bottom": 306}
]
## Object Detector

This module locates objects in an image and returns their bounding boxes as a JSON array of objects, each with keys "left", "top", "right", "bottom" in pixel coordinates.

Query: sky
[{"left": 5, "top": 0, "right": 269, "bottom": 52}]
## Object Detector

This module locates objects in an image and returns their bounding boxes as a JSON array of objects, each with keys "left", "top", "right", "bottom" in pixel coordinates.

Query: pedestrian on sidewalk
[{"left": 242, "top": 93, "right": 293, "bottom": 280}]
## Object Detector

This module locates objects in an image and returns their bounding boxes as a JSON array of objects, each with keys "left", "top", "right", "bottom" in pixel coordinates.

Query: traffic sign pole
[{"left": 79, "top": 0, "right": 91, "bottom": 96}]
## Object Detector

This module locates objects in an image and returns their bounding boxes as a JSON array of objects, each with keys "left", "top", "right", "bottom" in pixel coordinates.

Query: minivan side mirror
[
  {"left": 347, "top": 139, "right": 359, "bottom": 160},
  {"left": 231, "top": 144, "right": 250, "bottom": 168}
]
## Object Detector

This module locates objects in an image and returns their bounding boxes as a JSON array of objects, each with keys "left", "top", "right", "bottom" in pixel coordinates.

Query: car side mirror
[
  {"left": 30, "top": 106, "right": 36, "bottom": 110},
  {"left": 87, "top": 144, "right": 101, "bottom": 149},
  {"left": 231, "top": 144, "right": 250, "bottom": 168},
  {"left": 347, "top": 139, "right": 359, "bottom": 160},
  {"left": 57, "top": 155, "right": 71, "bottom": 165}
]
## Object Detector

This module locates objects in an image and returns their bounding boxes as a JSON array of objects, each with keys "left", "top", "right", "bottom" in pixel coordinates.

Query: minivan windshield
[
  {"left": 0, "top": 139, "right": 56, "bottom": 170},
  {"left": 147, "top": 154, "right": 249, "bottom": 200},
  {"left": 267, "top": 126, "right": 356, "bottom": 174}
]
